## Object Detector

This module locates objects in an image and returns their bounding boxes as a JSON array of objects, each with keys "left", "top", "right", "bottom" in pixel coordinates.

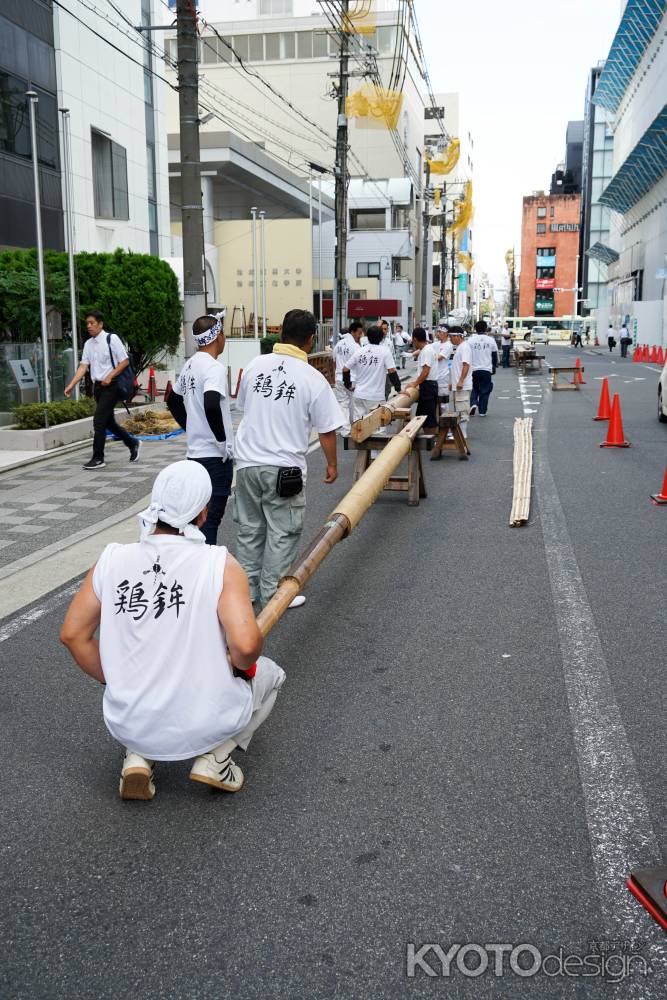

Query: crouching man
[{"left": 60, "top": 460, "right": 285, "bottom": 801}]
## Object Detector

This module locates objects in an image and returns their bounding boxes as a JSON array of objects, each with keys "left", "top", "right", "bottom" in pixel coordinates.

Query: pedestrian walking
[
  {"left": 501, "top": 326, "right": 512, "bottom": 368},
  {"left": 448, "top": 327, "right": 472, "bottom": 438},
  {"left": 60, "top": 460, "right": 285, "bottom": 800},
  {"left": 573, "top": 328, "right": 583, "bottom": 348},
  {"left": 64, "top": 310, "right": 140, "bottom": 470},
  {"left": 620, "top": 323, "right": 632, "bottom": 358},
  {"left": 332, "top": 320, "right": 364, "bottom": 436},
  {"left": 166, "top": 313, "right": 234, "bottom": 545},
  {"left": 468, "top": 320, "right": 498, "bottom": 417},
  {"left": 233, "top": 309, "right": 341, "bottom": 610},
  {"left": 607, "top": 324, "right": 616, "bottom": 353},
  {"left": 404, "top": 327, "right": 439, "bottom": 431},
  {"left": 343, "top": 324, "right": 401, "bottom": 422}
]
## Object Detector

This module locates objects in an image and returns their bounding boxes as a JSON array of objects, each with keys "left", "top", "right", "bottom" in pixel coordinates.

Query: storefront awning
[
  {"left": 593, "top": 0, "right": 666, "bottom": 115},
  {"left": 585, "top": 242, "right": 620, "bottom": 265},
  {"left": 598, "top": 106, "right": 667, "bottom": 213}
]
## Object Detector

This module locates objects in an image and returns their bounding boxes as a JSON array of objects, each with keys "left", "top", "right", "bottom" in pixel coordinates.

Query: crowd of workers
[{"left": 60, "top": 308, "right": 499, "bottom": 803}]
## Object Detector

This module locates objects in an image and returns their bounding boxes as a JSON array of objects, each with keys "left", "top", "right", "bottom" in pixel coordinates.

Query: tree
[{"left": 0, "top": 249, "right": 69, "bottom": 335}]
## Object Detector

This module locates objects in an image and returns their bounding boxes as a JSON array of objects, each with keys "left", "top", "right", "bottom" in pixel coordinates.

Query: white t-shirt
[
  {"left": 92, "top": 538, "right": 253, "bottom": 761},
  {"left": 417, "top": 343, "right": 438, "bottom": 383},
  {"left": 435, "top": 340, "right": 453, "bottom": 394},
  {"left": 81, "top": 331, "right": 128, "bottom": 383},
  {"left": 620, "top": 326, "right": 629, "bottom": 338},
  {"left": 333, "top": 333, "right": 359, "bottom": 382},
  {"left": 347, "top": 343, "right": 396, "bottom": 402},
  {"left": 501, "top": 333, "right": 512, "bottom": 346},
  {"left": 175, "top": 352, "right": 234, "bottom": 461},
  {"left": 468, "top": 333, "right": 498, "bottom": 373},
  {"left": 450, "top": 341, "right": 473, "bottom": 391},
  {"left": 235, "top": 349, "right": 341, "bottom": 475}
]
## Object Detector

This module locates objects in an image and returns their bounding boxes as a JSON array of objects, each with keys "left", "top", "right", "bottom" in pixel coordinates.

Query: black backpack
[{"left": 107, "top": 333, "right": 136, "bottom": 401}]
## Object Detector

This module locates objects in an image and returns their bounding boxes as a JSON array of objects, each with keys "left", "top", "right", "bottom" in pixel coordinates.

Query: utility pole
[
  {"left": 450, "top": 228, "right": 456, "bottom": 311},
  {"left": 438, "top": 181, "right": 446, "bottom": 317},
  {"left": 177, "top": 0, "right": 206, "bottom": 357},
  {"left": 420, "top": 161, "right": 431, "bottom": 326},
  {"left": 333, "top": 0, "right": 350, "bottom": 341}
]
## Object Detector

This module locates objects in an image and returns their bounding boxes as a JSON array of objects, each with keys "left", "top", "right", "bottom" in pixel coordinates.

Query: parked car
[
  {"left": 658, "top": 358, "right": 667, "bottom": 423},
  {"left": 523, "top": 325, "right": 549, "bottom": 345}
]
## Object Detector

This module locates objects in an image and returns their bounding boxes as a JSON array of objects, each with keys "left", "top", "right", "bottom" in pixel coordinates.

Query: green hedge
[
  {"left": 260, "top": 335, "right": 281, "bottom": 355},
  {"left": 13, "top": 398, "right": 97, "bottom": 430}
]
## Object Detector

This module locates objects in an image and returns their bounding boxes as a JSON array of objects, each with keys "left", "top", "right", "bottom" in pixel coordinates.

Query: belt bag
[{"left": 276, "top": 466, "right": 303, "bottom": 498}]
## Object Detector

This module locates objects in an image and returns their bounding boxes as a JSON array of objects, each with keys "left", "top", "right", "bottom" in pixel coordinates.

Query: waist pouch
[{"left": 276, "top": 466, "right": 303, "bottom": 498}]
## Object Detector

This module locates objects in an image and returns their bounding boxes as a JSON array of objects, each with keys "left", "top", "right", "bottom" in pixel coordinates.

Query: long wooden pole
[
  {"left": 256, "top": 415, "right": 426, "bottom": 636},
  {"left": 350, "top": 386, "right": 419, "bottom": 443}
]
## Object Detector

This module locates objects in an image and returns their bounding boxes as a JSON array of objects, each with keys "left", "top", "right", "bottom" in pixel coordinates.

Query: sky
[{"left": 417, "top": 0, "right": 621, "bottom": 291}]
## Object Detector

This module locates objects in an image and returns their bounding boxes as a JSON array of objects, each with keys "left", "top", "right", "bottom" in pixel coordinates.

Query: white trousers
[
  {"left": 207, "top": 656, "right": 286, "bottom": 758},
  {"left": 333, "top": 381, "right": 353, "bottom": 436},
  {"left": 352, "top": 395, "right": 381, "bottom": 423}
]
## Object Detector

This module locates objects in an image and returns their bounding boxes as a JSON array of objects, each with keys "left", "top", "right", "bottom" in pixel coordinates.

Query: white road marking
[
  {"left": 535, "top": 400, "right": 667, "bottom": 979},
  {"left": 0, "top": 582, "right": 79, "bottom": 644}
]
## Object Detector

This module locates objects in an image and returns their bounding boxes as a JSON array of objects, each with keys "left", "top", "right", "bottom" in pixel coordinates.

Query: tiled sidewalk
[{"left": 0, "top": 437, "right": 188, "bottom": 569}]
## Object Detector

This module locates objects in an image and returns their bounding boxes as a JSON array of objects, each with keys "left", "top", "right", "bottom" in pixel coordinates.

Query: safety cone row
[
  {"left": 593, "top": 378, "right": 611, "bottom": 421},
  {"left": 600, "top": 393, "right": 630, "bottom": 448}
]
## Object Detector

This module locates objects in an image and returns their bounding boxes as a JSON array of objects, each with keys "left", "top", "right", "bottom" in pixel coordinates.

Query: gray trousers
[
  {"left": 209, "top": 656, "right": 286, "bottom": 758},
  {"left": 233, "top": 465, "right": 306, "bottom": 608}
]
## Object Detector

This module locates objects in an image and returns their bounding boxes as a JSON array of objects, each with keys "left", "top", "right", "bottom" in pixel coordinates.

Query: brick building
[{"left": 518, "top": 193, "right": 581, "bottom": 318}]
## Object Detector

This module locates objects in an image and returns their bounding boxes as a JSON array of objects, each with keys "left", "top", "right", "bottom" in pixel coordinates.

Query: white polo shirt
[
  {"left": 347, "top": 343, "right": 396, "bottom": 402},
  {"left": 450, "top": 341, "right": 473, "bottom": 391},
  {"left": 417, "top": 343, "right": 438, "bottom": 383},
  {"left": 333, "top": 333, "right": 359, "bottom": 382},
  {"left": 235, "top": 346, "right": 341, "bottom": 476},
  {"left": 175, "top": 352, "right": 234, "bottom": 461},
  {"left": 93, "top": 538, "right": 253, "bottom": 761},
  {"left": 468, "top": 333, "right": 498, "bottom": 373},
  {"left": 81, "top": 331, "right": 128, "bottom": 383}
]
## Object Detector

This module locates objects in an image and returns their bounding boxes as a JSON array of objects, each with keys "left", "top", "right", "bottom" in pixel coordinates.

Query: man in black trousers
[{"left": 65, "top": 310, "right": 140, "bottom": 470}]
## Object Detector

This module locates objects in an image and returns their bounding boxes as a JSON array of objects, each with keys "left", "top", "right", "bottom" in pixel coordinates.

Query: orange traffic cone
[
  {"left": 148, "top": 367, "right": 156, "bottom": 401},
  {"left": 649, "top": 345, "right": 658, "bottom": 363},
  {"left": 651, "top": 468, "right": 667, "bottom": 505},
  {"left": 593, "top": 378, "right": 611, "bottom": 421},
  {"left": 632, "top": 345, "right": 642, "bottom": 362},
  {"left": 600, "top": 394, "right": 630, "bottom": 448},
  {"left": 658, "top": 346, "right": 665, "bottom": 365},
  {"left": 572, "top": 356, "right": 586, "bottom": 385},
  {"left": 642, "top": 345, "right": 650, "bottom": 361},
  {"left": 164, "top": 379, "right": 172, "bottom": 401}
]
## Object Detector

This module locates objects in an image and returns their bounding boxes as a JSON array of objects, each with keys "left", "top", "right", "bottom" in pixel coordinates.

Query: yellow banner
[
  {"left": 342, "top": 0, "right": 376, "bottom": 35},
  {"left": 427, "top": 138, "right": 460, "bottom": 176},
  {"left": 346, "top": 84, "right": 404, "bottom": 130},
  {"left": 450, "top": 181, "right": 473, "bottom": 242},
  {"left": 458, "top": 251, "right": 474, "bottom": 272}
]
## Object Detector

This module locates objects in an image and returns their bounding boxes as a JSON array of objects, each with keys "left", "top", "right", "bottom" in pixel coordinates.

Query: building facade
[
  {"left": 592, "top": 0, "right": 666, "bottom": 345},
  {"left": 0, "top": 0, "right": 64, "bottom": 252},
  {"left": 518, "top": 193, "right": 581, "bottom": 319},
  {"left": 579, "top": 65, "right": 614, "bottom": 316}
]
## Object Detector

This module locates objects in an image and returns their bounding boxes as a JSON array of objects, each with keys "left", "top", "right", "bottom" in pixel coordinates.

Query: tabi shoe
[
  {"left": 129, "top": 440, "right": 142, "bottom": 463},
  {"left": 83, "top": 458, "right": 106, "bottom": 470},
  {"left": 190, "top": 752, "right": 244, "bottom": 792},
  {"left": 288, "top": 595, "right": 306, "bottom": 609},
  {"left": 119, "top": 751, "right": 156, "bottom": 801}
]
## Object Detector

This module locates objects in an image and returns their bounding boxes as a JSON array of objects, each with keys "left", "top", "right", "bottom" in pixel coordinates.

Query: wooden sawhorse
[
  {"left": 343, "top": 428, "right": 433, "bottom": 506},
  {"left": 431, "top": 412, "right": 470, "bottom": 461},
  {"left": 549, "top": 366, "right": 584, "bottom": 390}
]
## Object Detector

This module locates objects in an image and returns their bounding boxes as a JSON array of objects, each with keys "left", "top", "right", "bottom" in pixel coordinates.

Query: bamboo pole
[
  {"left": 509, "top": 417, "right": 533, "bottom": 526},
  {"left": 350, "top": 386, "right": 419, "bottom": 443},
  {"left": 256, "top": 415, "right": 427, "bottom": 636}
]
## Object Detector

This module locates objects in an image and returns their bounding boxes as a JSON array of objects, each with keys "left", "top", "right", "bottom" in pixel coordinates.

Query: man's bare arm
[
  {"left": 60, "top": 567, "right": 105, "bottom": 683},
  {"left": 218, "top": 555, "right": 263, "bottom": 671}
]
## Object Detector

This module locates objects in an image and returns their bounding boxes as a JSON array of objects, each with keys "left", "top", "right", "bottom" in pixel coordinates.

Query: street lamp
[
  {"left": 59, "top": 107, "right": 79, "bottom": 398},
  {"left": 26, "top": 90, "right": 51, "bottom": 402}
]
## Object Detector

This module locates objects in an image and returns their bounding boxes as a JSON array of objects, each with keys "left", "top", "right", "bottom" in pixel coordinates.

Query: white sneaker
[
  {"left": 288, "top": 595, "right": 306, "bottom": 609},
  {"left": 190, "top": 751, "right": 244, "bottom": 792},
  {"left": 119, "top": 751, "right": 156, "bottom": 801},
  {"left": 469, "top": 404, "right": 478, "bottom": 416}
]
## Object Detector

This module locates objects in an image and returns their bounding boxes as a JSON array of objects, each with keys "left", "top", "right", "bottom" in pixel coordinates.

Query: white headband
[
  {"left": 195, "top": 308, "right": 226, "bottom": 348},
  {"left": 137, "top": 461, "right": 212, "bottom": 543}
]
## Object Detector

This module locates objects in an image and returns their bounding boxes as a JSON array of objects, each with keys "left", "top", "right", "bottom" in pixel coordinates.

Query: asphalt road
[{"left": 1, "top": 345, "right": 665, "bottom": 999}]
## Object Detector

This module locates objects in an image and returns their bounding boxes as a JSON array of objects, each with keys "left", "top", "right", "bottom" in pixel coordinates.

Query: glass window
[
  {"left": 0, "top": 71, "right": 31, "bottom": 161},
  {"left": 92, "top": 130, "right": 129, "bottom": 220},
  {"left": 591, "top": 176, "right": 604, "bottom": 201},
  {"left": 356, "top": 262, "right": 381, "bottom": 278},
  {"left": 143, "top": 68, "right": 153, "bottom": 104},
  {"left": 233, "top": 35, "right": 249, "bottom": 62},
  {"left": 392, "top": 257, "right": 410, "bottom": 280},
  {"left": 248, "top": 34, "right": 264, "bottom": 61},
  {"left": 377, "top": 26, "right": 396, "bottom": 56},
  {"left": 265, "top": 33, "right": 280, "bottom": 60},
  {"left": 202, "top": 35, "right": 218, "bottom": 63},
  {"left": 391, "top": 205, "right": 410, "bottom": 229},
  {"left": 297, "top": 32, "right": 313, "bottom": 59},
  {"left": 589, "top": 204, "right": 604, "bottom": 230},
  {"left": 603, "top": 149, "right": 613, "bottom": 176},
  {"left": 536, "top": 223, "right": 546, "bottom": 234},
  {"left": 259, "top": 0, "right": 293, "bottom": 13},
  {"left": 34, "top": 88, "right": 58, "bottom": 169},
  {"left": 313, "top": 32, "right": 328, "bottom": 57},
  {"left": 592, "top": 151, "right": 604, "bottom": 176},
  {"left": 146, "top": 143, "right": 155, "bottom": 201},
  {"left": 537, "top": 206, "right": 547, "bottom": 218},
  {"left": 593, "top": 121, "right": 607, "bottom": 149},
  {"left": 350, "top": 208, "right": 386, "bottom": 230},
  {"left": 282, "top": 32, "right": 296, "bottom": 58},
  {"left": 550, "top": 206, "right": 554, "bottom": 217}
]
